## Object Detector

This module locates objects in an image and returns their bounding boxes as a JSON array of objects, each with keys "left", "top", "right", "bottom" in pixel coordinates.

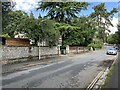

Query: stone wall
[
  {"left": 2, "top": 46, "right": 39, "bottom": 60},
  {"left": 40, "top": 46, "right": 58, "bottom": 56},
  {"left": 2, "top": 46, "right": 58, "bottom": 61}
]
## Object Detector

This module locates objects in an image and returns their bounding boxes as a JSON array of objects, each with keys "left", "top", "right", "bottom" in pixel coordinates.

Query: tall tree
[
  {"left": 90, "top": 3, "right": 118, "bottom": 43},
  {"left": 2, "top": 2, "right": 15, "bottom": 35},
  {"left": 37, "top": 2, "right": 89, "bottom": 23},
  {"left": 36, "top": 2, "right": 90, "bottom": 47},
  {"left": 57, "top": 16, "right": 97, "bottom": 46}
]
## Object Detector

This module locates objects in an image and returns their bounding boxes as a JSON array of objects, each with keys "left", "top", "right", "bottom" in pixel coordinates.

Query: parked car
[{"left": 106, "top": 48, "right": 117, "bottom": 55}]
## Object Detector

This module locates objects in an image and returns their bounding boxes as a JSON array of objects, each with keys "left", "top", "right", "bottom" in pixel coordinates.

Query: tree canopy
[
  {"left": 55, "top": 16, "right": 97, "bottom": 46},
  {"left": 2, "top": 2, "right": 15, "bottom": 36},
  {"left": 90, "top": 3, "right": 118, "bottom": 43},
  {"left": 3, "top": 10, "right": 28, "bottom": 37},
  {"left": 2, "top": 9, "right": 60, "bottom": 46},
  {"left": 2, "top": 1, "right": 118, "bottom": 47},
  {"left": 107, "top": 32, "right": 119, "bottom": 44},
  {"left": 37, "top": 2, "right": 89, "bottom": 23}
]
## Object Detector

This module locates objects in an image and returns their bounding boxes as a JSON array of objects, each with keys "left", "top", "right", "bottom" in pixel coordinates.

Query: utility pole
[
  {"left": 57, "top": 36, "right": 62, "bottom": 56},
  {"left": 38, "top": 38, "right": 41, "bottom": 60}
]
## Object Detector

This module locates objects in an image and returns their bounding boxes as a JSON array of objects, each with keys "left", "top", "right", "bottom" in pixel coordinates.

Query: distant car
[
  {"left": 113, "top": 46, "right": 119, "bottom": 50},
  {"left": 106, "top": 48, "right": 117, "bottom": 55},
  {"left": 104, "top": 43, "right": 108, "bottom": 45}
]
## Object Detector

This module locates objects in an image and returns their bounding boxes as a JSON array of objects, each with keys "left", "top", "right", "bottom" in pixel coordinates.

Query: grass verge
[{"left": 100, "top": 63, "right": 116, "bottom": 90}]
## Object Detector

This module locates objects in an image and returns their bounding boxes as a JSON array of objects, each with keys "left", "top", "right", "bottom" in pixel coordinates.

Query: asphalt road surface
[{"left": 2, "top": 46, "right": 116, "bottom": 88}]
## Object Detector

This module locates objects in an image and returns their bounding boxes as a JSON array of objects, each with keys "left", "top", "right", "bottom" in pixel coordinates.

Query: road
[{"left": 2, "top": 46, "right": 116, "bottom": 88}]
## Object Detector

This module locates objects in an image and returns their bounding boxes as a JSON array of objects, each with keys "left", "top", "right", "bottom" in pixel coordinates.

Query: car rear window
[{"left": 109, "top": 48, "right": 115, "bottom": 50}]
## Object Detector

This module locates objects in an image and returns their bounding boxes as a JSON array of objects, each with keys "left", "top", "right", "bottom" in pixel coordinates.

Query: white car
[
  {"left": 106, "top": 48, "right": 117, "bottom": 55},
  {"left": 113, "top": 46, "right": 119, "bottom": 50}
]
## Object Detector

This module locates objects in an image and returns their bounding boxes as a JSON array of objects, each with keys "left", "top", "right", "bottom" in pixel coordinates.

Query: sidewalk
[
  {"left": 105, "top": 50, "right": 120, "bottom": 89},
  {"left": 2, "top": 55, "right": 68, "bottom": 74}
]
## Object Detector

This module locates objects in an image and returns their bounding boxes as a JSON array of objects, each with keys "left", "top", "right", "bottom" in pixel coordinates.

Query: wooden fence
[{"left": 2, "top": 37, "right": 30, "bottom": 46}]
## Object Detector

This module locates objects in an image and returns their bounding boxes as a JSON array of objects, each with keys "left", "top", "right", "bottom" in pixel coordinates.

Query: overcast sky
[{"left": 13, "top": 0, "right": 118, "bottom": 34}]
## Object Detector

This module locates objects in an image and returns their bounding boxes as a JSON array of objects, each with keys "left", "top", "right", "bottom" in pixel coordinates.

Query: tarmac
[
  {"left": 2, "top": 48, "right": 119, "bottom": 89},
  {"left": 2, "top": 52, "right": 90, "bottom": 74},
  {"left": 2, "top": 55, "right": 68, "bottom": 74}
]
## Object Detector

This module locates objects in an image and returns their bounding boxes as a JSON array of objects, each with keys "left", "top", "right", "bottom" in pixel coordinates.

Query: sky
[{"left": 13, "top": 0, "right": 118, "bottom": 34}]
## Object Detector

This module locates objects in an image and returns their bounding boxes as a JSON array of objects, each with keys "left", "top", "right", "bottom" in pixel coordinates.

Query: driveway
[{"left": 2, "top": 46, "right": 116, "bottom": 88}]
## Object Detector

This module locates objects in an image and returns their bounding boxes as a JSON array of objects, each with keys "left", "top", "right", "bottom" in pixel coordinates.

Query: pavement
[{"left": 105, "top": 50, "right": 120, "bottom": 89}]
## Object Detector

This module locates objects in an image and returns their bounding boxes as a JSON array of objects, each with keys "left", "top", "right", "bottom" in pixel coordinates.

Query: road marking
[{"left": 86, "top": 70, "right": 104, "bottom": 90}]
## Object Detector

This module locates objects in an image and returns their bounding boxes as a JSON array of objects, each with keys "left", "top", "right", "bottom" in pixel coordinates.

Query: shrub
[{"left": 88, "top": 39, "right": 103, "bottom": 49}]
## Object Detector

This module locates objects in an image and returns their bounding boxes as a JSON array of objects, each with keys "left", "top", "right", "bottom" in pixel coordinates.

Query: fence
[
  {"left": 2, "top": 37, "right": 30, "bottom": 46},
  {"left": 69, "top": 46, "right": 90, "bottom": 54}
]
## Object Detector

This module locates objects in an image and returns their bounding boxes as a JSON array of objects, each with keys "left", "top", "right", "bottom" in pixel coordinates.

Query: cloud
[
  {"left": 14, "top": 0, "right": 39, "bottom": 12},
  {"left": 108, "top": 17, "right": 118, "bottom": 34}
]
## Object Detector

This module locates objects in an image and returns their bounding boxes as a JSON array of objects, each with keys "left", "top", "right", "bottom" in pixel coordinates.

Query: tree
[
  {"left": 38, "top": 14, "right": 42, "bottom": 19},
  {"left": 37, "top": 2, "right": 89, "bottom": 23},
  {"left": 40, "top": 19, "right": 60, "bottom": 47},
  {"left": 25, "top": 19, "right": 60, "bottom": 46},
  {"left": 118, "top": 24, "right": 120, "bottom": 44},
  {"left": 2, "top": 8, "right": 60, "bottom": 46},
  {"left": 107, "top": 33, "right": 119, "bottom": 44},
  {"left": 72, "top": 16, "right": 97, "bottom": 46},
  {"left": 37, "top": 2, "right": 91, "bottom": 47},
  {"left": 90, "top": 3, "right": 118, "bottom": 43},
  {"left": 3, "top": 10, "right": 29, "bottom": 37},
  {"left": 57, "top": 16, "right": 97, "bottom": 46},
  {"left": 29, "top": 11, "right": 34, "bottom": 19},
  {"left": 2, "top": 2, "right": 15, "bottom": 35}
]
